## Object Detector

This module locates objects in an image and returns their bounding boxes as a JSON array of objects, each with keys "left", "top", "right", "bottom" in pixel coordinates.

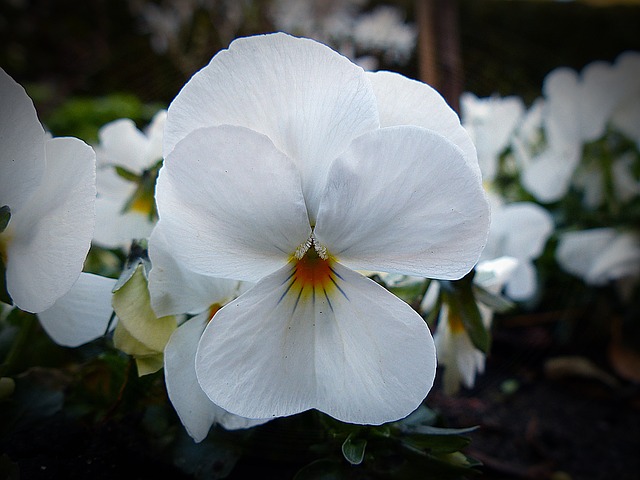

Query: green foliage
[{"left": 43, "top": 93, "right": 165, "bottom": 144}]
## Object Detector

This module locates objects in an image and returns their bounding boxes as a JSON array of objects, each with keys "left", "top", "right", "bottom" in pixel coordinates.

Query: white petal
[
  {"left": 504, "top": 260, "right": 537, "bottom": 301},
  {"left": 557, "top": 229, "right": 640, "bottom": 285},
  {"left": 0, "top": 68, "right": 46, "bottom": 211},
  {"left": 459, "top": 92, "right": 524, "bottom": 181},
  {"left": 315, "top": 126, "right": 489, "bottom": 280},
  {"left": 93, "top": 195, "right": 155, "bottom": 249},
  {"left": 148, "top": 225, "right": 243, "bottom": 317},
  {"left": 196, "top": 261, "right": 435, "bottom": 424},
  {"left": 155, "top": 125, "right": 311, "bottom": 282},
  {"left": 38, "top": 273, "right": 116, "bottom": 347},
  {"left": 96, "top": 118, "right": 154, "bottom": 172},
  {"left": 165, "top": 313, "right": 267, "bottom": 442},
  {"left": 482, "top": 202, "right": 554, "bottom": 262},
  {"left": 6, "top": 137, "right": 96, "bottom": 313},
  {"left": 164, "top": 33, "right": 379, "bottom": 219},
  {"left": 368, "top": 71, "right": 480, "bottom": 176},
  {"left": 517, "top": 134, "right": 581, "bottom": 203}
]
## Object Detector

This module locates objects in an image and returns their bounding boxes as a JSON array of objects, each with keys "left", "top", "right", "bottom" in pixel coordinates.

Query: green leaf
[
  {"left": 341, "top": 432, "right": 367, "bottom": 465},
  {"left": 0, "top": 206, "right": 10, "bottom": 233},
  {"left": 115, "top": 165, "right": 140, "bottom": 182}
]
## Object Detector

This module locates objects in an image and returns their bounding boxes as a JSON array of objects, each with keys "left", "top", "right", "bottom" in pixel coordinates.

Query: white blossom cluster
[{"left": 430, "top": 50, "right": 640, "bottom": 394}]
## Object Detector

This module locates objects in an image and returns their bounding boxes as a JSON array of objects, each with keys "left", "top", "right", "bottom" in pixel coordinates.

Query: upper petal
[
  {"left": 367, "top": 71, "right": 480, "bottom": 177},
  {"left": 6, "top": 137, "right": 96, "bottom": 313},
  {"left": 0, "top": 68, "right": 46, "bottom": 211},
  {"left": 38, "top": 272, "right": 116, "bottom": 347},
  {"left": 195, "top": 261, "right": 435, "bottom": 424},
  {"left": 155, "top": 125, "right": 311, "bottom": 282},
  {"left": 164, "top": 33, "right": 379, "bottom": 220},
  {"left": 314, "top": 126, "right": 489, "bottom": 280}
]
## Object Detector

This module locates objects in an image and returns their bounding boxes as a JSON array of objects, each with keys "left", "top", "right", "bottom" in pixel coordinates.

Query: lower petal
[{"left": 195, "top": 261, "right": 435, "bottom": 425}]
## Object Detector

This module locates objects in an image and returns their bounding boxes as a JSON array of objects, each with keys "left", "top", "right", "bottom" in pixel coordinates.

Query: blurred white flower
[
  {"left": 0, "top": 68, "right": 96, "bottom": 313},
  {"left": 608, "top": 51, "right": 640, "bottom": 144},
  {"left": 480, "top": 196, "right": 554, "bottom": 301},
  {"left": 556, "top": 228, "right": 640, "bottom": 286},
  {"left": 511, "top": 97, "right": 582, "bottom": 203},
  {"left": 93, "top": 110, "right": 166, "bottom": 249},
  {"left": 573, "top": 152, "right": 640, "bottom": 209},
  {"left": 352, "top": 5, "right": 417, "bottom": 65},
  {"left": 157, "top": 33, "right": 489, "bottom": 424},
  {"left": 434, "top": 257, "right": 519, "bottom": 395},
  {"left": 460, "top": 92, "right": 525, "bottom": 182}
]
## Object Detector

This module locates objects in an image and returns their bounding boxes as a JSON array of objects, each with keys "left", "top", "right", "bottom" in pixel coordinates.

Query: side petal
[
  {"left": 38, "top": 273, "right": 116, "bottom": 347},
  {"left": 6, "top": 137, "right": 96, "bottom": 313},
  {"left": 315, "top": 126, "right": 489, "bottom": 280},
  {"left": 165, "top": 312, "right": 268, "bottom": 442},
  {"left": 367, "top": 71, "right": 480, "bottom": 177},
  {"left": 196, "top": 261, "right": 435, "bottom": 425},
  {"left": 0, "top": 68, "right": 46, "bottom": 210},
  {"left": 155, "top": 125, "right": 311, "bottom": 282},
  {"left": 164, "top": 33, "right": 379, "bottom": 219},
  {"left": 148, "top": 225, "right": 243, "bottom": 317}
]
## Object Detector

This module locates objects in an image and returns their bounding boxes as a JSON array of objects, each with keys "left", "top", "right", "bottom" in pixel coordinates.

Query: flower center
[{"left": 281, "top": 234, "right": 344, "bottom": 312}]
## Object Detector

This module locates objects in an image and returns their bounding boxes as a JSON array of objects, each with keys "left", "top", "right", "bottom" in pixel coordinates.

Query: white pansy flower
[
  {"left": 0, "top": 68, "right": 96, "bottom": 313},
  {"left": 460, "top": 92, "right": 525, "bottom": 182},
  {"left": 155, "top": 33, "right": 489, "bottom": 424},
  {"left": 511, "top": 98, "right": 582, "bottom": 203},
  {"left": 543, "top": 59, "right": 620, "bottom": 145},
  {"left": 556, "top": 228, "right": 640, "bottom": 286},
  {"left": 434, "top": 257, "right": 519, "bottom": 395},
  {"left": 93, "top": 110, "right": 166, "bottom": 249},
  {"left": 480, "top": 196, "right": 554, "bottom": 301},
  {"left": 148, "top": 228, "right": 266, "bottom": 442}
]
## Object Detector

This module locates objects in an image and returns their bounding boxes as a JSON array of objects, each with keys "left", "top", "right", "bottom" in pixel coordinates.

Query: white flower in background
[
  {"left": 93, "top": 110, "right": 166, "bottom": 249},
  {"left": 480, "top": 195, "right": 554, "bottom": 301},
  {"left": 511, "top": 98, "right": 582, "bottom": 203},
  {"left": 556, "top": 228, "right": 640, "bottom": 287},
  {"left": 352, "top": 5, "right": 417, "bottom": 65},
  {"left": 460, "top": 92, "right": 525, "bottom": 182},
  {"left": 156, "top": 33, "right": 489, "bottom": 424},
  {"left": 543, "top": 59, "right": 620, "bottom": 145},
  {"left": 269, "top": 0, "right": 415, "bottom": 67},
  {"left": 573, "top": 152, "right": 640, "bottom": 209},
  {"left": 608, "top": 51, "right": 640, "bottom": 144},
  {"left": 148, "top": 228, "right": 267, "bottom": 442},
  {"left": 38, "top": 273, "right": 116, "bottom": 347},
  {"left": 0, "top": 68, "right": 96, "bottom": 313},
  {"left": 433, "top": 257, "right": 519, "bottom": 395}
]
